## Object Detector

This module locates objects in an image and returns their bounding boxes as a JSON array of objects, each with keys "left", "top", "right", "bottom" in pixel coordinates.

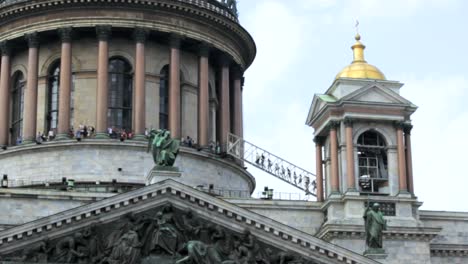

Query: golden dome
[{"left": 335, "top": 34, "right": 386, "bottom": 80}]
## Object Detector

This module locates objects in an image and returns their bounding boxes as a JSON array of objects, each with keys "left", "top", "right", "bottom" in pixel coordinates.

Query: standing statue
[
  {"left": 147, "top": 129, "right": 180, "bottom": 167},
  {"left": 363, "top": 203, "right": 387, "bottom": 253}
]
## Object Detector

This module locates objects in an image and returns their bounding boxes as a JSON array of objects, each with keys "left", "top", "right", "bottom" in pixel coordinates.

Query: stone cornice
[
  {"left": 0, "top": 0, "right": 256, "bottom": 69},
  {"left": 0, "top": 180, "right": 380, "bottom": 264},
  {"left": 317, "top": 224, "right": 441, "bottom": 242},
  {"left": 430, "top": 243, "right": 468, "bottom": 257}
]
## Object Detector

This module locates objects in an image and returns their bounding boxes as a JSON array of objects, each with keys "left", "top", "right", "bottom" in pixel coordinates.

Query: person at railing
[
  {"left": 267, "top": 158, "right": 272, "bottom": 172},
  {"left": 281, "top": 165, "right": 285, "bottom": 177},
  {"left": 298, "top": 174, "right": 302, "bottom": 185},
  {"left": 260, "top": 153, "right": 265, "bottom": 168},
  {"left": 35, "top": 132, "right": 43, "bottom": 144},
  {"left": 287, "top": 168, "right": 291, "bottom": 180},
  {"left": 293, "top": 172, "right": 297, "bottom": 184},
  {"left": 255, "top": 152, "right": 260, "bottom": 165},
  {"left": 274, "top": 163, "right": 280, "bottom": 175}
]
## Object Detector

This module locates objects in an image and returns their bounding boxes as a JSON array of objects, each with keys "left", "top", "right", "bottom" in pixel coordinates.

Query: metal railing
[
  {"left": 196, "top": 186, "right": 309, "bottom": 200},
  {"left": 226, "top": 133, "right": 317, "bottom": 196}
]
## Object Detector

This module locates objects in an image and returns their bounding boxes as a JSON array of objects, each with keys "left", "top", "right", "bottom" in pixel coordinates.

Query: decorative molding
[
  {"left": 317, "top": 224, "right": 441, "bottom": 242},
  {"left": 431, "top": 244, "right": 468, "bottom": 257}
]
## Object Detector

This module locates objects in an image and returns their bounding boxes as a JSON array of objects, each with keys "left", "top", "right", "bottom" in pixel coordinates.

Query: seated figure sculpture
[{"left": 147, "top": 129, "right": 180, "bottom": 167}]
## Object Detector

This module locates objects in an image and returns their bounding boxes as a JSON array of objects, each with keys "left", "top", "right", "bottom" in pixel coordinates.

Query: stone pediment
[
  {"left": 306, "top": 95, "right": 337, "bottom": 126},
  {"left": 341, "top": 84, "right": 414, "bottom": 106},
  {"left": 0, "top": 180, "right": 379, "bottom": 264}
]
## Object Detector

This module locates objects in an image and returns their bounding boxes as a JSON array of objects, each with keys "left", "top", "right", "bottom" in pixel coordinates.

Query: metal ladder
[{"left": 226, "top": 133, "right": 317, "bottom": 196}]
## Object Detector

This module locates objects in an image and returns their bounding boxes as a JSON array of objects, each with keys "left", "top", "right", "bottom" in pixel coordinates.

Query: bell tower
[{"left": 306, "top": 33, "right": 419, "bottom": 228}]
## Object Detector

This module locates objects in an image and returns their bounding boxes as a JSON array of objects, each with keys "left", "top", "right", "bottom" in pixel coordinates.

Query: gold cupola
[{"left": 335, "top": 34, "right": 386, "bottom": 80}]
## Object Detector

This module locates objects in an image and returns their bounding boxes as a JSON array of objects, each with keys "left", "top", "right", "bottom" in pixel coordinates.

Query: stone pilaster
[
  {"left": 198, "top": 43, "right": 210, "bottom": 146},
  {"left": 22, "top": 32, "right": 40, "bottom": 143},
  {"left": 329, "top": 121, "right": 340, "bottom": 195},
  {"left": 133, "top": 28, "right": 149, "bottom": 139},
  {"left": 314, "top": 136, "right": 324, "bottom": 202},
  {"left": 219, "top": 55, "right": 230, "bottom": 151},
  {"left": 395, "top": 121, "right": 408, "bottom": 194},
  {"left": 344, "top": 118, "right": 356, "bottom": 192},
  {"left": 56, "top": 27, "right": 73, "bottom": 139},
  {"left": 0, "top": 41, "right": 11, "bottom": 147},
  {"left": 232, "top": 65, "right": 243, "bottom": 139},
  {"left": 404, "top": 124, "right": 414, "bottom": 195},
  {"left": 95, "top": 25, "right": 112, "bottom": 138},
  {"left": 169, "top": 34, "right": 181, "bottom": 138}
]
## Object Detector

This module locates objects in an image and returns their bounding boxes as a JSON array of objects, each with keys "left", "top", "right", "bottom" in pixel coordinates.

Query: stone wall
[
  {"left": 0, "top": 141, "right": 255, "bottom": 192},
  {"left": 226, "top": 199, "right": 324, "bottom": 235}
]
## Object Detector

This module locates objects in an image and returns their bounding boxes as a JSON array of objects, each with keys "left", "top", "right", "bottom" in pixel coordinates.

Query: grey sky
[{"left": 237, "top": 0, "right": 468, "bottom": 211}]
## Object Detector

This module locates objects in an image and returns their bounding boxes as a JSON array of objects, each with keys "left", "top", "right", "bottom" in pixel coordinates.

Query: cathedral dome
[{"left": 335, "top": 34, "right": 386, "bottom": 80}]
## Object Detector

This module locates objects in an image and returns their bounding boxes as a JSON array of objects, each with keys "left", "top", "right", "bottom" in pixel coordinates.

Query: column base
[
  {"left": 328, "top": 191, "right": 342, "bottom": 199},
  {"left": 94, "top": 132, "right": 109, "bottom": 139},
  {"left": 398, "top": 190, "right": 412, "bottom": 198},
  {"left": 345, "top": 188, "right": 359, "bottom": 196},
  {"left": 133, "top": 134, "right": 148, "bottom": 141},
  {"left": 22, "top": 138, "right": 36, "bottom": 144},
  {"left": 55, "top": 133, "right": 70, "bottom": 140}
]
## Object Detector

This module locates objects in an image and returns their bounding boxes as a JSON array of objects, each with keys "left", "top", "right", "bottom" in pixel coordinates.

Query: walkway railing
[{"left": 226, "top": 133, "right": 317, "bottom": 196}]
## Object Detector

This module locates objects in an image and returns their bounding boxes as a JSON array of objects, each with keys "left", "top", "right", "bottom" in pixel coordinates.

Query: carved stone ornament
[{"left": 2, "top": 205, "right": 317, "bottom": 264}]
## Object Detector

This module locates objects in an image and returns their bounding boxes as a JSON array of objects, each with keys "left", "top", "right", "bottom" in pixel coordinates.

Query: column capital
[
  {"left": 313, "top": 136, "right": 325, "bottom": 145},
  {"left": 25, "top": 32, "right": 39, "bottom": 48},
  {"left": 403, "top": 123, "right": 413, "bottom": 135},
  {"left": 169, "top": 34, "right": 182, "bottom": 48},
  {"left": 0, "top": 41, "right": 11, "bottom": 56},
  {"left": 394, "top": 121, "right": 406, "bottom": 129},
  {"left": 58, "top": 27, "right": 73, "bottom": 43},
  {"left": 198, "top": 43, "right": 210, "bottom": 57},
  {"left": 343, "top": 117, "right": 354, "bottom": 127},
  {"left": 329, "top": 120, "right": 340, "bottom": 130},
  {"left": 96, "top": 25, "right": 112, "bottom": 41},
  {"left": 134, "top": 27, "right": 149, "bottom": 43},
  {"left": 231, "top": 65, "right": 244, "bottom": 80},
  {"left": 218, "top": 54, "right": 231, "bottom": 67}
]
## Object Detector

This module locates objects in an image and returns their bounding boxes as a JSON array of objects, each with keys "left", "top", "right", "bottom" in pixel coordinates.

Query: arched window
[
  {"left": 47, "top": 61, "right": 60, "bottom": 134},
  {"left": 46, "top": 60, "right": 75, "bottom": 135},
  {"left": 11, "top": 72, "right": 25, "bottom": 145},
  {"left": 108, "top": 57, "right": 133, "bottom": 131},
  {"left": 159, "top": 65, "right": 169, "bottom": 130},
  {"left": 357, "top": 130, "right": 388, "bottom": 193}
]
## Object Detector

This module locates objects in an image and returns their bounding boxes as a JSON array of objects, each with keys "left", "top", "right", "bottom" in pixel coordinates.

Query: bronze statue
[
  {"left": 147, "top": 129, "right": 180, "bottom": 167},
  {"left": 363, "top": 203, "right": 387, "bottom": 252}
]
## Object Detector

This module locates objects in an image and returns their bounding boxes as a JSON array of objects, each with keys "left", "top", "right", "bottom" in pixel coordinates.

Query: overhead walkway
[{"left": 226, "top": 133, "right": 317, "bottom": 196}]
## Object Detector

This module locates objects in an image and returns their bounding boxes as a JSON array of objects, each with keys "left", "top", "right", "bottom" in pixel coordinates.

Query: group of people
[
  {"left": 72, "top": 124, "right": 95, "bottom": 141},
  {"left": 34, "top": 130, "right": 56, "bottom": 144},
  {"left": 254, "top": 152, "right": 317, "bottom": 193},
  {"left": 107, "top": 127, "right": 134, "bottom": 141}
]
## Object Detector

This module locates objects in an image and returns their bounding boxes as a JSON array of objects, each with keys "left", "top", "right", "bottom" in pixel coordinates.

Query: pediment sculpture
[{"left": 1, "top": 205, "right": 317, "bottom": 264}]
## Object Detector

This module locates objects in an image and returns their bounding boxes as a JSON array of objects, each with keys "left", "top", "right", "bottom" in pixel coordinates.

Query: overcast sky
[{"left": 236, "top": 0, "right": 468, "bottom": 212}]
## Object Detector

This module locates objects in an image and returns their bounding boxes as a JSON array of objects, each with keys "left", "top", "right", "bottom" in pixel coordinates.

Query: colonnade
[
  {"left": 0, "top": 26, "right": 244, "bottom": 147},
  {"left": 313, "top": 120, "right": 414, "bottom": 202}
]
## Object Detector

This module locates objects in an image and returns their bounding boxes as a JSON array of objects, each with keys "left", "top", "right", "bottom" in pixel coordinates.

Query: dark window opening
[
  {"left": 357, "top": 130, "right": 388, "bottom": 193},
  {"left": 159, "top": 65, "right": 169, "bottom": 130},
  {"left": 11, "top": 72, "right": 25, "bottom": 145},
  {"left": 108, "top": 58, "right": 133, "bottom": 132}
]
